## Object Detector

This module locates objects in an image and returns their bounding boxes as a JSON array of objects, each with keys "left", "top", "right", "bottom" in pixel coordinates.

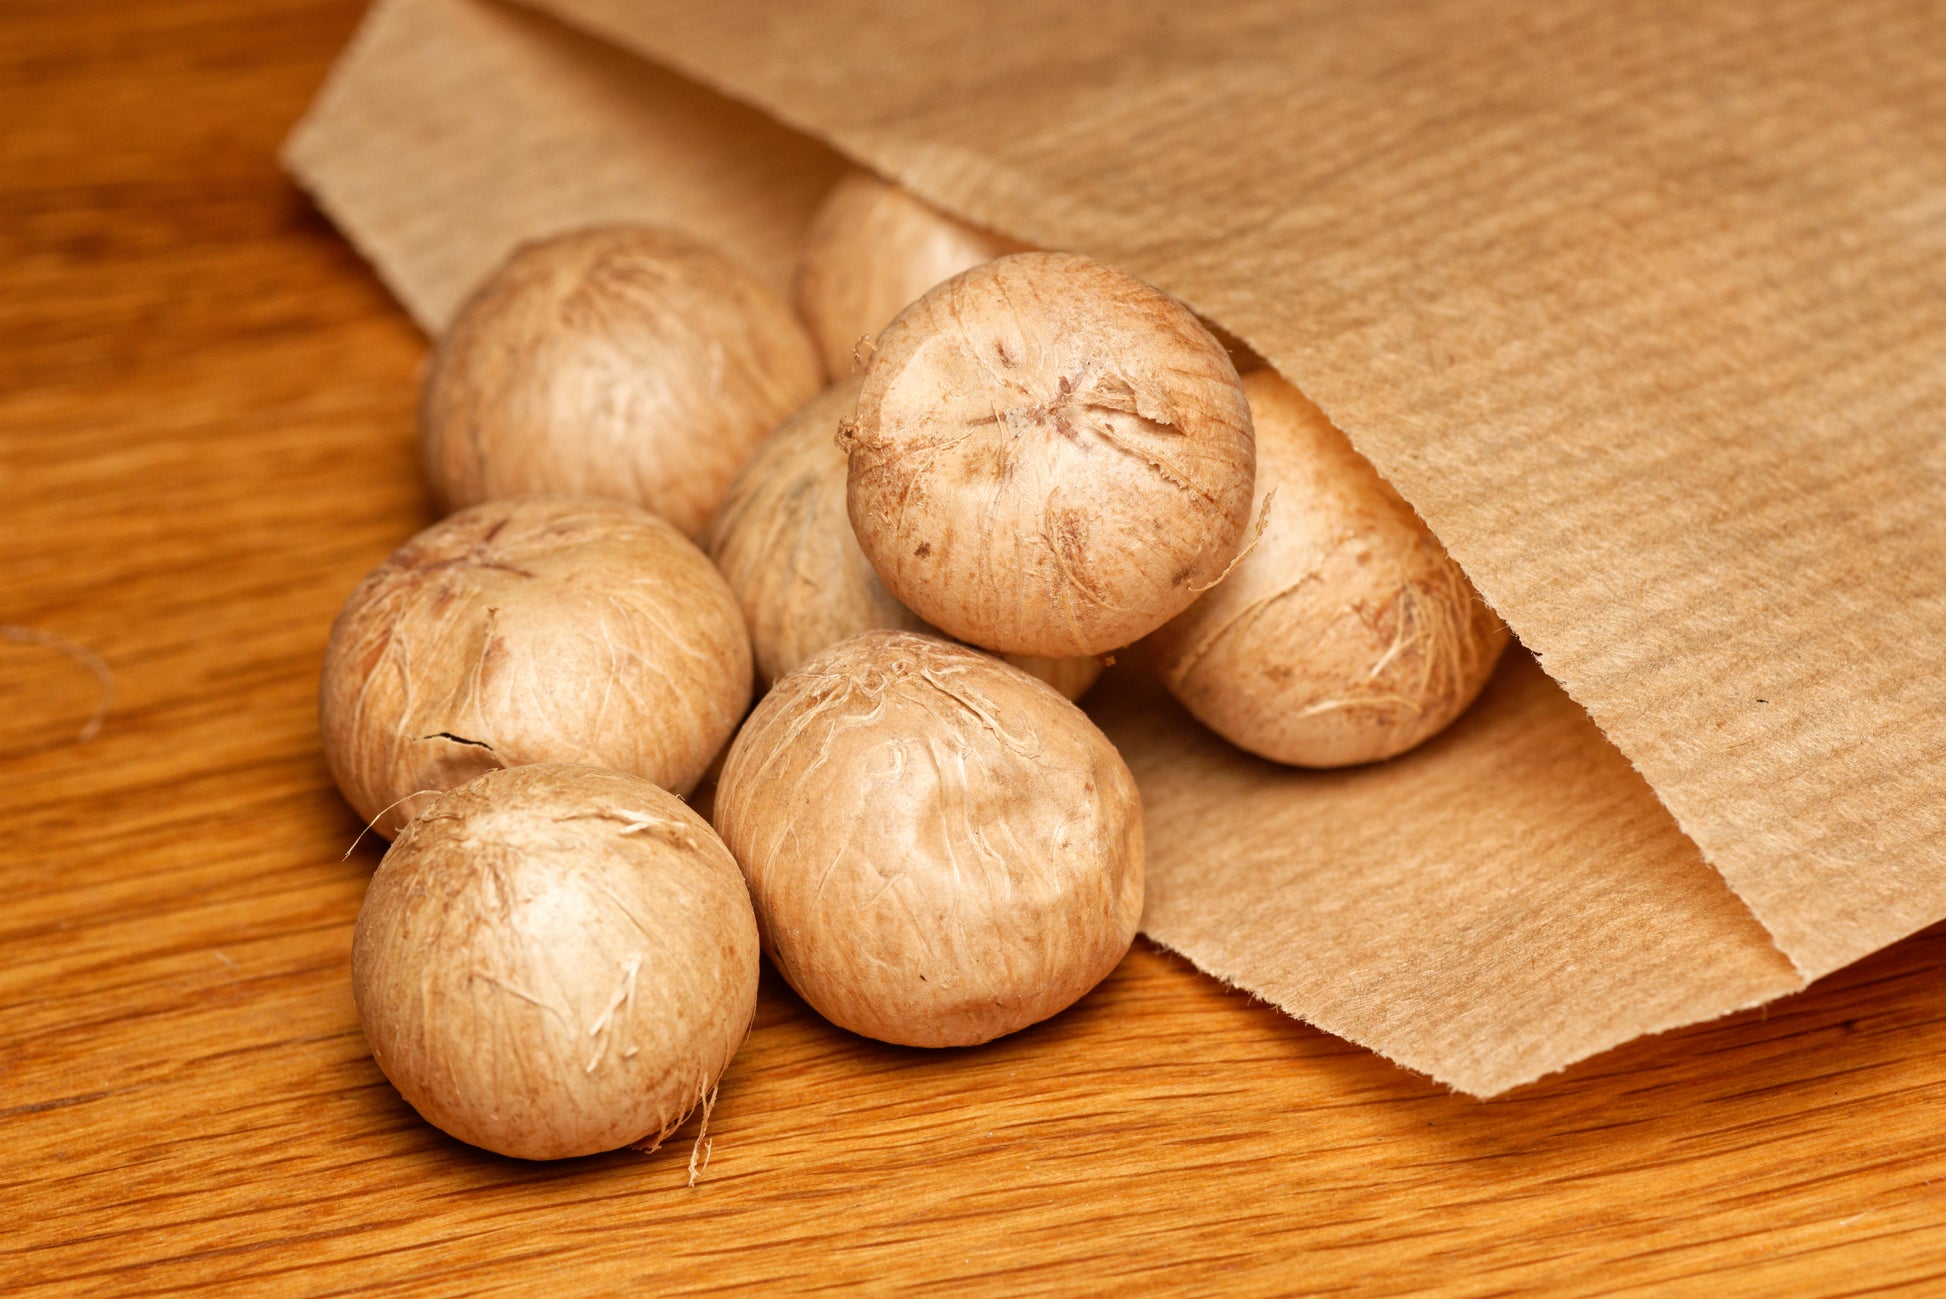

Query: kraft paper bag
[{"left": 285, "top": 0, "right": 1943, "bottom": 1093}]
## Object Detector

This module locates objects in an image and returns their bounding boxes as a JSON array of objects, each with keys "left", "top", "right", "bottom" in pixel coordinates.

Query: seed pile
[{"left": 324, "top": 169, "right": 1506, "bottom": 1161}]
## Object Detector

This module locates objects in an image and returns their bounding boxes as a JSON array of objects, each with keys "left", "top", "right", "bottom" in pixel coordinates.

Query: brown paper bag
[{"left": 284, "top": 0, "right": 1945, "bottom": 1094}]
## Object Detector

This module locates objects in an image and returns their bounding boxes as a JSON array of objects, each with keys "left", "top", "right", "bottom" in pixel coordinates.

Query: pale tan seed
[
  {"left": 354, "top": 765, "right": 759, "bottom": 1160},
  {"left": 844, "top": 252, "right": 1255, "bottom": 658},
  {"left": 320, "top": 497, "right": 752, "bottom": 838},
  {"left": 712, "top": 631, "right": 1143, "bottom": 1048},
  {"left": 1147, "top": 371, "right": 1508, "bottom": 766},
  {"left": 421, "top": 225, "right": 823, "bottom": 539}
]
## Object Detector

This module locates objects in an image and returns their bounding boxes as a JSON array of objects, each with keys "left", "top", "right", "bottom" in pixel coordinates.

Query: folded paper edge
[
  {"left": 1140, "top": 930, "right": 1805, "bottom": 1099},
  {"left": 282, "top": 0, "right": 448, "bottom": 333}
]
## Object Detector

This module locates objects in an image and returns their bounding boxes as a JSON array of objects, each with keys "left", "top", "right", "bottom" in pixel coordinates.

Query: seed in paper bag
[
  {"left": 1148, "top": 371, "right": 1508, "bottom": 766},
  {"left": 793, "top": 169, "right": 1020, "bottom": 376},
  {"left": 842, "top": 252, "right": 1255, "bottom": 659},
  {"left": 708, "top": 376, "right": 1102, "bottom": 698}
]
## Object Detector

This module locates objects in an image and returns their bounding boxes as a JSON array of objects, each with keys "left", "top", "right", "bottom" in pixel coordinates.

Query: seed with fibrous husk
[
  {"left": 354, "top": 764, "right": 760, "bottom": 1160},
  {"left": 712, "top": 630, "right": 1143, "bottom": 1048},
  {"left": 1146, "top": 370, "right": 1508, "bottom": 766},
  {"left": 421, "top": 225, "right": 823, "bottom": 538},
  {"left": 707, "top": 376, "right": 1102, "bottom": 698},
  {"left": 320, "top": 497, "right": 751, "bottom": 838},
  {"left": 793, "top": 170, "right": 1022, "bottom": 377},
  {"left": 842, "top": 252, "right": 1255, "bottom": 659}
]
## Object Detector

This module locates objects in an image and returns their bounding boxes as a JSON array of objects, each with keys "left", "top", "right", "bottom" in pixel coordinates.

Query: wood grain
[{"left": 4, "top": 2, "right": 1946, "bottom": 1293}]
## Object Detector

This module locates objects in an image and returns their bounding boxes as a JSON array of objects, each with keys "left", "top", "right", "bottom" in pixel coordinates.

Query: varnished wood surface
[{"left": 5, "top": 3, "right": 1946, "bottom": 1293}]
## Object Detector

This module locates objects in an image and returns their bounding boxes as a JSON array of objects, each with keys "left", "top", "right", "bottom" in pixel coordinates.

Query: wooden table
[{"left": 7, "top": 3, "right": 1946, "bottom": 1292}]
